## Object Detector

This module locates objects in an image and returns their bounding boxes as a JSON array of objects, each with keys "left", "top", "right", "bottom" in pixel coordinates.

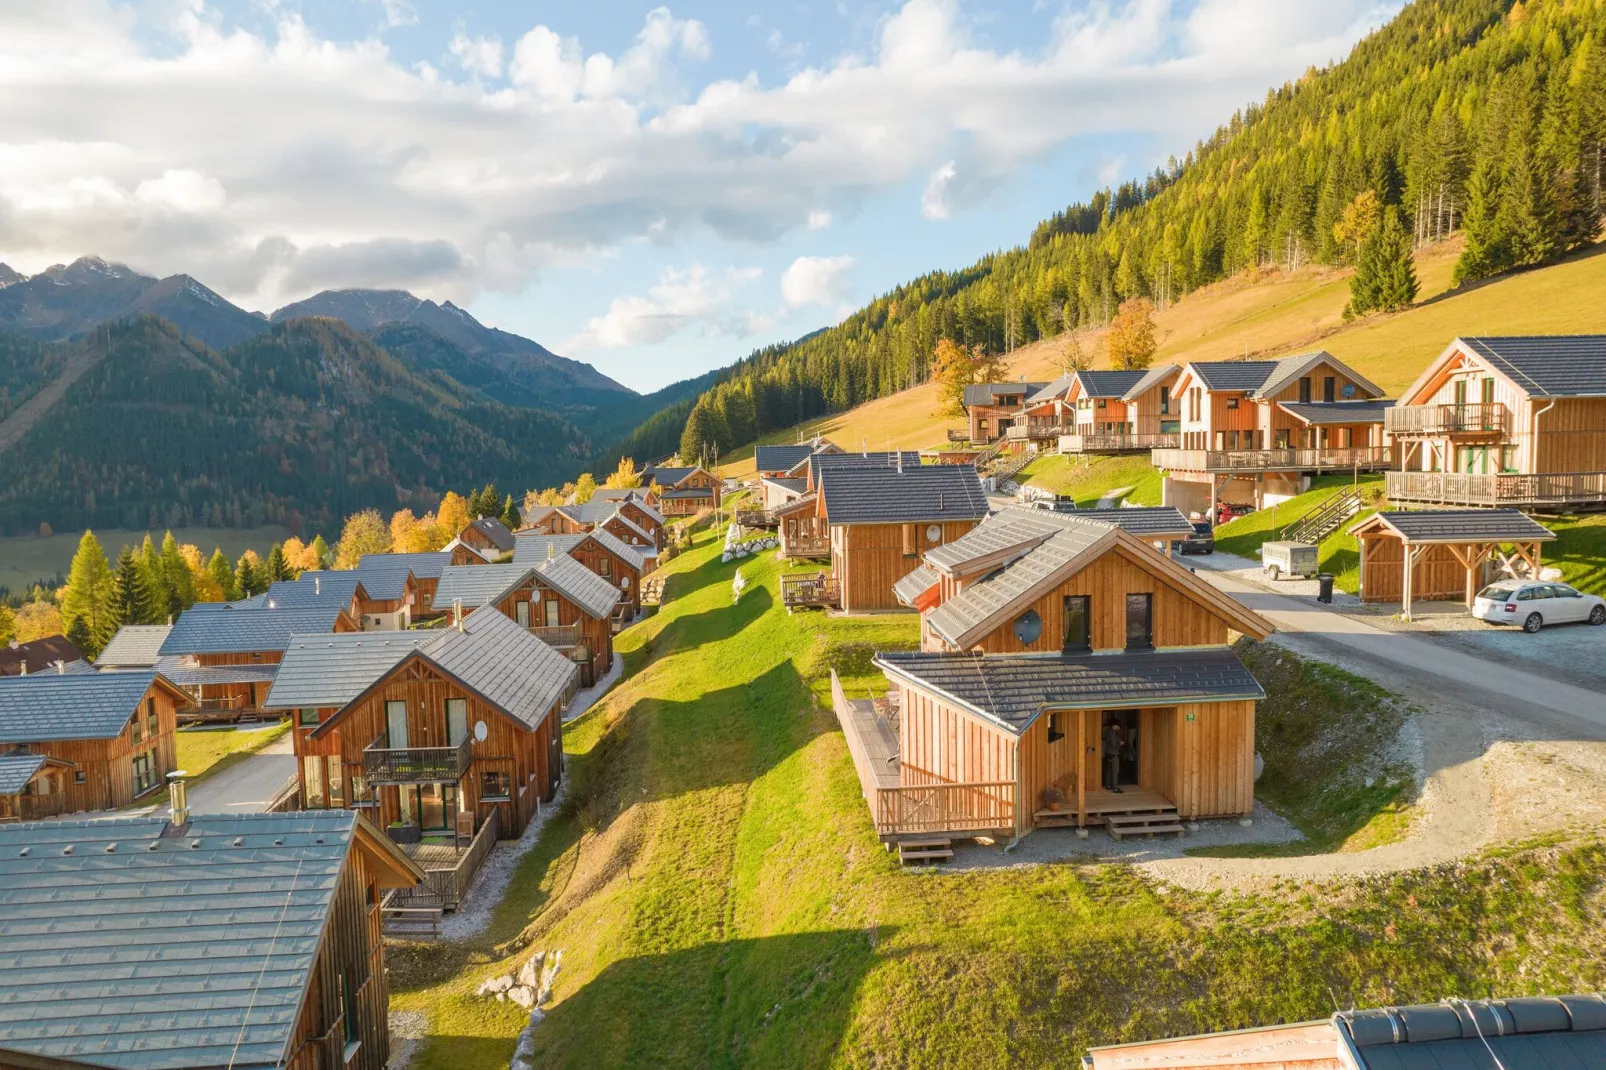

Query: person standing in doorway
[{"left": 1102, "top": 717, "right": 1124, "bottom": 794}]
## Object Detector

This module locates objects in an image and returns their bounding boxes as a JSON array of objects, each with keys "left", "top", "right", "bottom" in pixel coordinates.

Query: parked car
[
  {"left": 1472, "top": 580, "right": 1606, "bottom": 633},
  {"left": 1178, "top": 522, "right": 1215, "bottom": 555}
]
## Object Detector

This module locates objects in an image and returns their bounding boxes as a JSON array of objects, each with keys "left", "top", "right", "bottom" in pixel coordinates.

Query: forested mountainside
[
  {"left": 663, "top": 0, "right": 1606, "bottom": 460},
  {"left": 0, "top": 316, "right": 588, "bottom": 537}
]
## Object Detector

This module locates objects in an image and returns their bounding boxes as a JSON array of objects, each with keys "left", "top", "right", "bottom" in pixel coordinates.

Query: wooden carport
[{"left": 1348, "top": 509, "right": 1556, "bottom": 621}]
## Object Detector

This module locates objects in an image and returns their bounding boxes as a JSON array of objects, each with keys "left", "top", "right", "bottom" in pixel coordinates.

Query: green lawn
[
  {"left": 1543, "top": 514, "right": 1606, "bottom": 596},
  {"left": 0, "top": 524, "right": 293, "bottom": 597},
  {"left": 1015, "top": 453, "right": 1164, "bottom": 506},
  {"left": 387, "top": 518, "right": 1606, "bottom": 1069}
]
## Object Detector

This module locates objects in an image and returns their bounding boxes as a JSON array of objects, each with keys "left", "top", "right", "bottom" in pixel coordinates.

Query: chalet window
[
  {"left": 515, "top": 600, "right": 531, "bottom": 628},
  {"left": 340, "top": 970, "right": 360, "bottom": 1049},
  {"left": 131, "top": 715, "right": 143, "bottom": 744},
  {"left": 327, "top": 756, "right": 344, "bottom": 808},
  {"left": 902, "top": 524, "right": 917, "bottom": 557},
  {"left": 385, "top": 701, "right": 408, "bottom": 749},
  {"left": 132, "top": 751, "right": 157, "bottom": 796},
  {"left": 297, "top": 708, "right": 320, "bottom": 728},
  {"left": 75, "top": 771, "right": 86, "bottom": 785},
  {"left": 1062, "top": 595, "right": 1090, "bottom": 652},
  {"left": 1501, "top": 445, "right": 1519, "bottom": 473},
  {"left": 350, "top": 775, "right": 373, "bottom": 805},
  {"left": 481, "top": 770, "right": 512, "bottom": 801},
  {"left": 1159, "top": 386, "right": 1170, "bottom": 414},
  {"left": 145, "top": 698, "right": 158, "bottom": 737},
  {"left": 1225, "top": 398, "right": 1239, "bottom": 410},
  {"left": 1047, "top": 712, "right": 1065, "bottom": 743},
  {"left": 1323, "top": 376, "right": 1336, "bottom": 403},
  {"left": 446, "top": 699, "right": 469, "bottom": 747},
  {"left": 598, "top": 558, "right": 611, "bottom": 577},
  {"left": 303, "top": 756, "right": 325, "bottom": 808},
  {"left": 1125, "top": 594, "right": 1153, "bottom": 650},
  {"left": 1482, "top": 377, "right": 1496, "bottom": 404},
  {"left": 544, "top": 600, "right": 561, "bottom": 628},
  {"left": 1298, "top": 377, "right": 1312, "bottom": 404},
  {"left": 1096, "top": 398, "right": 1107, "bottom": 409}
]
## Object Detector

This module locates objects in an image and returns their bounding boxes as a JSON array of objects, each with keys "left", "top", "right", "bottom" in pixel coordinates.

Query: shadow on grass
[{"left": 527, "top": 928, "right": 889, "bottom": 1070}]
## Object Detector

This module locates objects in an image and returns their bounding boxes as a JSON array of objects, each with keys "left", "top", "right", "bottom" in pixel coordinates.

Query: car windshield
[
  {"left": 1477, "top": 585, "right": 1514, "bottom": 601},
  {"left": 1192, "top": 523, "right": 1212, "bottom": 535}
]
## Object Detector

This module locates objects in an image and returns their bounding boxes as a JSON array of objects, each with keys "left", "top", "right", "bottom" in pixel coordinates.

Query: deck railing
[
  {"left": 386, "top": 808, "right": 501, "bottom": 914},
  {"left": 1385, "top": 402, "right": 1507, "bottom": 436},
  {"left": 1387, "top": 470, "right": 1606, "bottom": 507},
  {"left": 362, "top": 735, "right": 473, "bottom": 784},
  {"left": 947, "top": 429, "right": 970, "bottom": 444},
  {"left": 1005, "top": 422, "right": 1073, "bottom": 441},
  {"left": 531, "top": 623, "right": 582, "bottom": 649},
  {"left": 1062, "top": 431, "right": 1179, "bottom": 454},
  {"left": 609, "top": 599, "right": 633, "bottom": 634},
  {"left": 782, "top": 571, "right": 840, "bottom": 608},
  {"left": 781, "top": 535, "right": 831, "bottom": 559},
  {"left": 1152, "top": 445, "right": 1392, "bottom": 472}
]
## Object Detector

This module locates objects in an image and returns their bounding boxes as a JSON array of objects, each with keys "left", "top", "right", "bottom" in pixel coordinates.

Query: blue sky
[{"left": 0, "top": 1, "right": 1400, "bottom": 392}]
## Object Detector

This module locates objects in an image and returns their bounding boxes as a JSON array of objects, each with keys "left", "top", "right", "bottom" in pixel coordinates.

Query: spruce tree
[
  {"left": 265, "top": 543, "right": 292, "bottom": 583},
  {"left": 66, "top": 614, "right": 97, "bottom": 660},
  {"left": 108, "top": 547, "right": 157, "bottom": 631},
  {"left": 235, "top": 554, "right": 261, "bottom": 599},
  {"left": 159, "top": 532, "right": 194, "bottom": 616},
  {"left": 207, "top": 549, "right": 238, "bottom": 602},
  {"left": 61, "top": 530, "right": 114, "bottom": 642},
  {"left": 1373, "top": 209, "right": 1420, "bottom": 312},
  {"left": 500, "top": 494, "right": 521, "bottom": 532},
  {"left": 309, "top": 535, "right": 332, "bottom": 570}
]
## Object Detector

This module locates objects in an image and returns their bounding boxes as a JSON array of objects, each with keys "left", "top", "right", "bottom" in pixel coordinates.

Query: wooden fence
[
  {"left": 1388, "top": 470, "right": 1606, "bottom": 508},
  {"left": 390, "top": 808, "right": 501, "bottom": 912}
]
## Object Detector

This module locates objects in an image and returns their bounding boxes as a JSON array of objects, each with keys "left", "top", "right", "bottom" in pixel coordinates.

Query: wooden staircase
[
  {"left": 1285, "top": 487, "right": 1362, "bottom": 545},
  {"left": 892, "top": 836, "right": 954, "bottom": 865},
  {"left": 1101, "top": 803, "right": 1185, "bottom": 841}
]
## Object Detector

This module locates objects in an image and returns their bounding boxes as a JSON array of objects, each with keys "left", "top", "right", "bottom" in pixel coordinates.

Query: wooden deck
[
  {"left": 782, "top": 571, "right": 840, "bottom": 609},
  {"left": 1035, "top": 787, "right": 1183, "bottom": 839}
]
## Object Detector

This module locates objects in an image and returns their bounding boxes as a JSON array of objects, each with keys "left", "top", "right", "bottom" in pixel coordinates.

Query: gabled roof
[
  {"left": 1119, "top": 363, "right": 1181, "bottom": 402},
  {"left": 439, "top": 537, "right": 491, "bottom": 562},
  {"left": 1279, "top": 400, "right": 1393, "bottom": 425},
  {"left": 292, "top": 608, "right": 579, "bottom": 735},
  {"left": 346, "top": 566, "right": 415, "bottom": 601},
  {"left": 892, "top": 565, "right": 941, "bottom": 608},
  {"left": 434, "top": 563, "right": 533, "bottom": 609},
  {"left": 0, "top": 753, "right": 72, "bottom": 795},
  {"left": 1025, "top": 375, "right": 1075, "bottom": 404},
  {"left": 1254, "top": 350, "right": 1385, "bottom": 400},
  {"left": 1455, "top": 335, "right": 1606, "bottom": 397},
  {"left": 875, "top": 649, "right": 1266, "bottom": 734},
  {"left": 773, "top": 491, "right": 818, "bottom": 517},
  {"left": 924, "top": 515, "right": 1273, "bottom": 649},
  {"left": 358, "top": 551, "right": 451, "bottom": 581},
  {"left": 0, "top": 810, "right": 422, "bottom": 1070},
  {"left": 532, "top": 554, "right": 624, "bottom": 619},
  {"left": 153, "top": 656, "right": 279, "bottom": 689},
  {"left": 159, "top": 604, "right": 350, "bottom": 656},
  {"left": 94, "top": 625, "right": 173, "bottom": 669},
  {"left": 586, "top": 528, "right": 647, "bottom": 572},
  {"left": 0, "top": 670, "right": 185, "bottom": 744},
  {"left": 962, "top": 382, "right": 1049, "bottom": 407},
  {"left": 602, "top": 510, "right": 655, "bottom": 545},
  {"left": 464, "top": 517, "right": 516, "bottom": 551},
  {"left": 434, "top": 556, "right": 619, "bottom": 619},
  {"left": 1184, "top": 359, "right": 1280, "bottom": 392},
  {"left": 819, "top": 464, "right": 989, "bottom": 525},
  {"left": 1046, "top": 505, "right": 1195, "bottom": 540},
  {"left": 807, "top": 451, "right": 922, "bottom": 486},
  {"left": 921, "top": 505, "right": 1192, "bottom": 574},
  {"left": 1182, "top": 352, "right": 1385, "bottom": 400},
  {"left": 258, "top": 571, "right": 364, "bottom": 609},
  {"left": 754, "top": 444, "right": 817, "bottom": 472},
  {"left": 512, "top": 533, "right": 586, "bottom": 566},
  {"left": 761, "top": 476, "right": 808, "bottom": 498},
  {"left": 1348, "top": 509, "right": 1556, "bottom": 544},
  {"left": 567, "top": 498, "right": 663, "bottom": 526},
  {"left": 1073, "top": 369, "right": 1150, "bottom": 398},
  {"left": 643, "top": 465, "right": 697, "bottom": 485},
  {"left": 0, "top": 637, "right": 85, "bottom": 677}
]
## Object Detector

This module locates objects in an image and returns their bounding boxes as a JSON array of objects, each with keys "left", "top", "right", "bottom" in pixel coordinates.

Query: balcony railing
[
  {"left": 1385, "top": 402, "right": 1508, "bottom": 436},
  {"left": 1387, "top": 470, "right": 1606, "bottom": 508},
  {"left": 1005, "top": 422, "right": 1072, "bottom": 441},
  {"left": 530, "top": 623, "right": 582, "bottom": 649},
  {"left": 781, "top": 535, "right": 831, "bottom": 559},
  {"left": 609, "top": 599, "right": 633, "bottom": 634},
  {"left": 782, "top": 571, "right": 840, "bottom": 609},
  {"left": 363, "top": 735, "right": 472, "bottom": 784},
  {"left": 1152, "top": 446, "right": 1393, "bottom": 473},
  {"left": 1061, "top": 431, "right": 1179, "bottom": 454}
]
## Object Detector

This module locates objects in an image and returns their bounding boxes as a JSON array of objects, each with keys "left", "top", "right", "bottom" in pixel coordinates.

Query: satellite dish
[
  {"left": 1341, "top": 383, "right": 1356, "bottom": 399},
  {"left": 926, "top": 524, "right": 942, "bottom": 544},
  {"left": 1013, "top": 609, "right": 1043, "bottom": 646},
  {"left": 473, "top": 720, "right": 488, "bottom": 742}
]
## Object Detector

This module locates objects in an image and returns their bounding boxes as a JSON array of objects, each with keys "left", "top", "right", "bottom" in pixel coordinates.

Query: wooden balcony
[
  {"left": 734, "top": 509, "right": 776, "bottom": 528},
  {"left": 531, "top": 623, "right": 582, "bottom": 649},
  {"left": 1061, "top": 431, "right": 1179, "bottom": 454},
  {"left": 1385, "top": 402, "right": 1507, "bottom": 437},
  {"left": 609, "top": 598, "right": 633, "bottom": 634},
  {"left": 780, "top": 535, "right": 831, "bottom": 559},
  {"left": 363, "top": 735, "right": 472, "bottom": 784},
  {"left": 1005, "top": 422, "right": 1071, "bottom": 441},
  {"left": 1387, "top": 470, "right": 1606, "bottom": 509},
  {"left": 782, "top": 571, "right": 840, "bottom": 609},
  {"left": 1152, "top": 445, "right": 1393, "bottom": 473}
]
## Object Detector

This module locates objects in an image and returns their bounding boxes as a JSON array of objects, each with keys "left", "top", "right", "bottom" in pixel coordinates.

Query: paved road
[
  {"left": 1197, "top": 565, "right": 1606, "bottom": 738},
  {"left": 179, "top": 733, "right": 296, "bottom": 816}
]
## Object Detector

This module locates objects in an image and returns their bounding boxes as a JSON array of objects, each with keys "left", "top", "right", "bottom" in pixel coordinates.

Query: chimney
[
  {"left": 454, "top": 599, "right": 464, "bottom": 631},
  {"left": 314, "top": 576, "right": 321, "bottom": 596},
  {"left": 547, "top": 542, "right": 555, "bottom": 560},
  {"left": 897, "top": 453, "right": 904, "bottom": 474},
  {"left": 55, "top": 660, "right": 65, "bottom": 674},
  {"left": 167, "top": 770, "right": 191, "bottom": 828}
]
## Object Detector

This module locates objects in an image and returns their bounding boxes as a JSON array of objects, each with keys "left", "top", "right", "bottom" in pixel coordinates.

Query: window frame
[
  {"left": 1124, "top": 593, "right": 1154, "bottom": 650},
  {"left": 1062, "top": 595, "right": 1091, "bottom": 653}
]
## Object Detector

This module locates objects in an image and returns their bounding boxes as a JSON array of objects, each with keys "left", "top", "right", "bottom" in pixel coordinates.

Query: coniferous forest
[{"left": 667, "top": 0, "right": 1606, "bottom": 462}]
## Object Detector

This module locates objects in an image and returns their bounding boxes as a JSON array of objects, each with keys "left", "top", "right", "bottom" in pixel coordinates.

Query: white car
[{"left": 1472, "top": 580, "right": 1606, "bottom": 633}]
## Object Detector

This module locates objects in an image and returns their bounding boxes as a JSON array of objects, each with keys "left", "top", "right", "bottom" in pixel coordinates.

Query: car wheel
[
  {"left": 1523, "top": 612, "right": 1544, "bottom": 634},
  {"left": 1590, "top": 605, "right": 1606, "bottom": 626}
]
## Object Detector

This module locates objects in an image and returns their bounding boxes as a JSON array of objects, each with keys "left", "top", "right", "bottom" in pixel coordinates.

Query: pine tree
[
  {"left": 265, "top": 543, "right": 292, "bottom": 583},
  {"left": 1348, "top": 207, "right": 1418, "bottom": 317},
  {"left": 234, "top": 554, "right": 262, "bottom": 598},
  {"left": 207, "top": 549, "right": 238, "bottom": 601},
  {"left": 159, "top": 532, "right": 193, "bottom": 616},
  {"left": 67, "top": 614, "right": 97, "bottom": 660},
  {"left": 108, "top": 547, "right": 157, "bottom": 631},
  {"left": 61, "top": 530, "right": 114, "bottom": 642},
  {"left": 499, "top": 494, "right": 521, "bottom": 532},
  {"left": 1455, "top": 153, "right": 1506, "bottom": 285}
]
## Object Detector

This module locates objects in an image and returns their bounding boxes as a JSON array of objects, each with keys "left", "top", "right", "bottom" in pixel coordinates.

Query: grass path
[{"left": 388, "top": 522, "right": 1606, "bottom": 1069}]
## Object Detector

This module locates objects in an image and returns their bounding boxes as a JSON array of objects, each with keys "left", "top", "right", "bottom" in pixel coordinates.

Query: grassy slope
[
  {"left": 1211, "top": 476, "right": 1386, "bottom": 594},
  {"left": 720, "top": 241, "right": 1606, "bottom": 480},
  {"left": 389, "top": 520, "right": 1606, "bottom": 1069},
  {"left": 1014, "top": 454, "right": 1163, "bottom": 506},
  {"left": 0, "top": 524, "right": 292, "bottom": 595}
]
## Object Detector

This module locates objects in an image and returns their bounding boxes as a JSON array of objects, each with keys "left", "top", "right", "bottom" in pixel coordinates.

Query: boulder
[
  {"left": 507, "top": 985, "right": 537, "bottom": 1009},
  {"left": 517, "top": 953, "right": 544, "bottom": 989},
  {"left": 476, "top": 973, "right": 514, "bottom": 996}
]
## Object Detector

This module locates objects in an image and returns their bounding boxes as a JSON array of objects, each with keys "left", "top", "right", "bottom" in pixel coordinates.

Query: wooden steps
[
  {"left": 1033, "top": 808, "right": 1079, "bottom": 828},
  {"left": 1103, "top": 807, "right": 1185, "bottom": 841},
  {"left": 892, "top": 836, "right": 953, "bottom": 865}
]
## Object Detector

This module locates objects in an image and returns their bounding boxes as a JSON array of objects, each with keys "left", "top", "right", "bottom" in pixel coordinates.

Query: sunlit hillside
[{"left": 721, "top": 239, "right": 1606, "bottom": 478}]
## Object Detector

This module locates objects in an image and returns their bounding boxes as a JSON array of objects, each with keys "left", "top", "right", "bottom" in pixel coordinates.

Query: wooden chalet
[
  {"left": 1083, "top": 993, "right": 1606, "bottom": 1070},
  {"left": 358, "top": 550, "right": 453, "bottom": 618},
  {"left": 1151, "top": 352, "right": 1393, "bottom": 519},
  {"left": 434, "top": 557, "right": 620, "bottom": 686},
  {"left": 0, "top": 636, "right": 85, "bottom": 677},
  {"left": 589, "top": 485, "right": 661, "bottom": 510},
  {"left": 774, "top": 451, "right": 921, "bottom": 560},
  {"left": 266, "top": 609, "right": 578, "bottom": 846},
  {"left": 1384, "top": 336, "right": 1606, "bottom": 510},
  {"left": 754, "top": 438, "right": 839, "bottom": 480},
  {"left": 0, "top": 668, "right": 189, "bottom": 818},
  {"left": 513, "top": 529, "right": 645, "bottom": 624},
  {"left": 154, "top": 601, "right": 358, "bottom": 720},
  {"left": 642, "top": 464, "right": 723, "bottom": 515},
  {"left": 1349, "top": 509, "right": 1556, "bottom": 619},
  {"left": 962, "top": 381, "right": 1049, "bottom": 444},
  {"left": 1052, "top": 368, "right": 1185, "bottom": 454},
  {"left": 0, "top": 810, "right": 424, "bottom": 1070},
  {"left": 454, "top": 517, "right": 516, "bottom": 558},
  {"left": 836, "top": 507, "right": 1273, "bottom": 858},
  {"left": 785, "top": 460, "right": 989, "bottom": 614},
  {"left": 521, "top": 504, "right": 590, "bottom": 537}
]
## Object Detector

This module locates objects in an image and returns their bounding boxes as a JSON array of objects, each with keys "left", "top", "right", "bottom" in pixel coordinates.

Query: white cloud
[
  {"left": 781, "top": 255, "right": 855, "bottom": 308},
  {"left": 0, "top": 0, "right": 1401, "bottom": 314},
  {"left": 807, "top": 210, "right": 832, "bottom": 230},
  {"left": 565, "top": 264, "right": 762, "bottom": 350}
]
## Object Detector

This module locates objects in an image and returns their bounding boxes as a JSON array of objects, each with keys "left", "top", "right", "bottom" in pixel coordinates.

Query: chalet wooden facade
[
  {"left": 0, "top": 810, "right": 424, "bottom": 1070},
  {"left": 268, "top": 609, "right": 578, "bottom": 842},
  {"left": 1384, "top": 335, "right": 1606, "bottom": 510},
  {"left": 0, "top": 669, "right": 189, "bottom": 819},
  {"left": 514, "top": 530, "right": 645, "bottom": 622},
  {"left": 1152, "top": 352, "right": 1393, "bottom": 518},
  {"left": 358, "top": 551, "right": 453, "bottom": 619},
  {"left": 155, "top": 602, "right": 358, "bottom": 719},
  {"left": 838, "top": 507, "right": 1273, "bottom": 856},
  {"left": 962, "top": 381, "right": 1048, "bottom": 444},
  {"left": 455, "top": 517, "right": 517, "bottom": 558},
  {"left": 643, "top": 464, "right": 723, "bottom": 515},
  {"left": 1348, "top": 509, "right": 1556, "bottom": 619}
]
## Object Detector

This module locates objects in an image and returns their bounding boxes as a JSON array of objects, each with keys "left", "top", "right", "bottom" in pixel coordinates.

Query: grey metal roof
[
  {"left": 533, "top": 554, "right": 623, "bottom": 619},
  {"left": 1279, "top": 400, "right": 1394, "bottom": 425},
  {"left": 1118, "top": 363, "right": 1180, "bottom": 402},
  {"left": 152, "top": 656, "right": 279, "bottom": 689},
  {"left": 159, "top": 605, "right": 350, "bottom": 656},
  {"left": 1358, "top": 509, "right": 1557, "bottom": 544},
  {"left": 0, "top": 810, "right": 402, "bottom": 1070},
  {"left": 358, "top": 551, "right": 451, "bottom": 580},
  {"left": 0, "top": 637, "right": 85, "bottom": 677},
  {"left": 465, "top": 517, "right": 515, "bottom": 551},
  {"left": 874, "top": 649, "right": 1266, "bottom": 733},
  {"left": 1075, "top": 369, "right": 1150, "bottom": 398},
  {"left": 1048, "top": 505, "right": 1195, "bottom": 539},
  {"left": 346, "top": 565, "right": 413, "bottom": 601},
  {"left": 433, "top": 563, "right": 530, "bottom": 609},
  {"left": 1459, "top": 335, "right": 1606, "bottom": 397},
  {"left": 434, "top": 556, "right": 619, "bottom": 619},
  {"left": 1185, "top": 359, "right": 1279, "bottom": 392},
  {"left": 892, "top": 565, "right": 941, "bottom": 608},
  {"left": 603, "top": 511, "right": 655, "bottom": 545},
  {"left": 820, "top": 463, "right": 989, "bottom": 525},
  {"left": 1254, "top": 350, "right": 1384, "bottom": 400},
  {"left": 807, "top": 451, "right": 922, "bottom": 484},
  {"left": 418, "top": 609, "right": 579, "bottom": 730},
  {"left": 262, "top": 632, "right": 437, "bottom": 710},
  {"left": 644, "top": 465, "right": 697, "bottom": 485},
  {"left": 512, "top": 534, "right": 586, "bottom": 566},
  {"left": 0, "top": 753, "right": 49, "bottom": 794},
  {"left": 1025, "top": 375, "right": 1075, "bottom": 405},
  {"left": 961, "top": 382, "right": 1049, "bottom": 407},
  {"left": 1339, "top": 994, "right": 1606, "bottom": 1070},
  {"left": 567, "top": 498, "right": 663, "bottom": 526},
  {"left": 0, "top": 670, "right": 166, "bottom": 744},
  {"left": 661, "top": 485, "right": 715, "bottom": 499},
  {"left": 761, "top": 476, "right": 807, "bottom": 496},
  {"left": 754, "top": 444, "right": 816, "bottom": 472},
  {"left": 260, "top": 572, "right": 363, "bottom": 609},
  {"left": 923, "top": 505, "right": 1083, "bottom": 574},
  {"left": 587, "top": 528, "right": 647, "bottom": 572},
  {"left": 95, "top": 625, "right": 173, "bottom": 669}
]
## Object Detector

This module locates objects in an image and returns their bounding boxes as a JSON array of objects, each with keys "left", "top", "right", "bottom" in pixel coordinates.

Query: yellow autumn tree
[
  {"left": 1332, "top": 189, "right": 1381, "bottom": 264},
  {"left": 333, "top": 509, "right": 391, "bottom": 569},
  {"left": 604, "top": 457, "right": 642, "bottom": 489},
  {"left": 932, "top": 338, "right": 976, "bottom": 417},
  {"left": 14, "top": 598, "right": 64, "bottom": 643},
  {"left": 1107, "top": 298, "right": 1159, "bottom": 370},
  {"left": 435, "top": 491, "right": 471, "bottom": 541}
]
